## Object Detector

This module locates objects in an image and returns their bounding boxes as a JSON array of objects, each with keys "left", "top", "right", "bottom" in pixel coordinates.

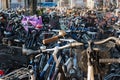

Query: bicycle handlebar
[
  {"left": 42, "top": 42, "right": 83, "bottom": 52},
  {"left": 42, "top": 37, "right": 120, "bottom": 52},
  {"left": 94, "top": 37, "right": 120, "bottom": 45},
  {"left": 22, "top": 45, "right": 41, "bottom": 56},
  {"left": 42, "top": 30, "right": 99, "bottom": 44}
]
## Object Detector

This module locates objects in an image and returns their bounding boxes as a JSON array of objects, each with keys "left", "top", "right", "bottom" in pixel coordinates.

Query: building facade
[
  {"left": 0, "top": 0, "right": 120, "bottom": 9},
  {"left": 10, "top": 0, "right": 25, "bottom": 8},
  {"left": 70, "top": 0, "right": 85, "bottom": 8},
  {"left": 0, "top": 0, "right": 59, "bottom": 9},
  {"left": 0, "top": 0, "right": 1, "bottom": 9},
  {"left": 0, "top": 0, "right": 9, "bottom": 9}
]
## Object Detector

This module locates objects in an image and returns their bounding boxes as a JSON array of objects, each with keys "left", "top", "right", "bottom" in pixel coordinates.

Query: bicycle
[
  {"left": 1, "top": 30, "right": 120, "bottom": 80},
  {"left": 42, "top": 32, "right": 120, "bottom": 80}
]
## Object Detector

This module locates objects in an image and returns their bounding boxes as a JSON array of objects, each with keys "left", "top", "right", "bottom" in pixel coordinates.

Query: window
[{"left": 45, "top": 0, "right": 53, "bottom": 2}]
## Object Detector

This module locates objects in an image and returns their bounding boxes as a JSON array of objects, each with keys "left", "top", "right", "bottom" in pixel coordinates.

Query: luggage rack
[
  {"left": 0, "top": 68, "right": 30, "bottom": 80},
  {"left": 2, "top": 37, "right": 24, "bottom": 47}
]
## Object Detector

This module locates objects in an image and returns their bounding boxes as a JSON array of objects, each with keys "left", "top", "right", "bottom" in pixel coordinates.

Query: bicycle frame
[
  {"left": 42, "top": 36, "right": 120, "bottom": 80},
  {"left": 39, "top": 41, "right": 66, "bottom": 80},
  {"left": 42, "top": 39, "right": 80, "bottom": 80}
]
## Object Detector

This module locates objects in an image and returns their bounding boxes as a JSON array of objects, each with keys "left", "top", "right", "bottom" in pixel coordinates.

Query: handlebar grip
[
  {"left": 43, "top": 36, "right": 59, "bottom": 44},
  {"left": 43, "top": 30, "right": 66, "bottom": 44}
]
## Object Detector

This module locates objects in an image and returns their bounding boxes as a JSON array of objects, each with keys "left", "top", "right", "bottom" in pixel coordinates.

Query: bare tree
[
  {"left": 24, "top": 0, "right": 30, "bottom": 8},
  {"left": 6, "top": 0, "right": 9, "bottom": 8},
  {"left": 30, "top": 0, "right": 37, "bottom": 15}
]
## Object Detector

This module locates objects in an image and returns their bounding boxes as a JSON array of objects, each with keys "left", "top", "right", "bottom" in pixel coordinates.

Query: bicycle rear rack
[{"left": 0, "top": 68, "right": 30, "bottom": 80}]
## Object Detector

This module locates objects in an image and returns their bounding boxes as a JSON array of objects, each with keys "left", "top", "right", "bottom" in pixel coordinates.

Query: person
[
  {"left": 0, "top": 12, "right": 7, "bottom": 28},
  {"left": 114, "top": 11, "right": 120, "bottom": 26},
  {"left": 49, "top": 11, "right": 60, "bottom": 29},
  {"left": 85, "top": 10, "right": 97, "bottom": 28},
  {"left": 41, "top": 10, "right": 50, "bottom": 25}
]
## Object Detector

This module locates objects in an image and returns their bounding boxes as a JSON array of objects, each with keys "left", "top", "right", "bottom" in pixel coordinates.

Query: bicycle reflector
[
  {"left": 36, "top": 24, "right": 42, "bottom": 29},
  {"left": 0, "top": 70, "right": 4, "bottom": 76}
]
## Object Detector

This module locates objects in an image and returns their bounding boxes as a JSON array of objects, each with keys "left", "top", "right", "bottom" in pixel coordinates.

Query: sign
[{"left": 38, "top": 2, "right": 57, "bottom": 7}]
